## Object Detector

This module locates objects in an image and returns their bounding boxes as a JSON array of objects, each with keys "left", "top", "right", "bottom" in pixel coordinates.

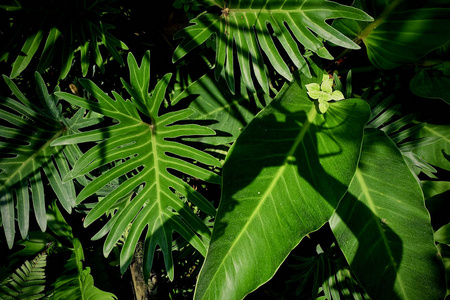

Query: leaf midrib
[
  {"left": 198, "top": 105, "right": 317, "bottom": 297},
  {"left": 354, "top": 168, "right": 407, "bottom": 296}
]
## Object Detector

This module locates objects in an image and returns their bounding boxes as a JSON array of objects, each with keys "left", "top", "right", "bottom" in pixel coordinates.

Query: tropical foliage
[{"left": 1, "top": 0, "right": 449, "bottom": 299}]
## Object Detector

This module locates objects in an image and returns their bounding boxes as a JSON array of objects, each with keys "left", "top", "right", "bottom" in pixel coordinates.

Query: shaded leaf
[{"left": 330, "top": 129, "right": 445, "bottom": 299}]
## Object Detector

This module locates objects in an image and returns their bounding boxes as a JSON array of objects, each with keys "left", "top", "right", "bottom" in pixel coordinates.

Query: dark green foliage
[{"left": 1, "top": 0, "right": 450, "bottom": 299}]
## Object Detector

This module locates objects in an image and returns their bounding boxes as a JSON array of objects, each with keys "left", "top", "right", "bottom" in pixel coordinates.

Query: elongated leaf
[
  {"left": 413, "top": 124, "right": 450, "bottom": 171},
  {"left": 10, "top": 29, "right": 43, "bottom": 79},
  {"left": 194, "top": 69, "right": 370, "bottom": 299},
  {"left": 0, "top": 72, "right": 88, "bottom": 248},
  {"left": 173, "top": 72, "right": 271, "bottom": 145},
  {"left": 52, "top": 51, "right": 221, "bottom": 281},
  {"left": 330, "top": 129, "right": 445, "bottom": 299},
  {"left": 334, "top": 0, "right": 450, "bottom": 69},
  {"left": 173, "top": 0, "right": 372, "bottom": 93}
]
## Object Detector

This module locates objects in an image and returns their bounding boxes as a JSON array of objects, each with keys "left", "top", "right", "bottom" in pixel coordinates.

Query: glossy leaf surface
[
  {"left": 330, "top": 129, "right": 445, "bottom": 299},
  {"left": 334, "top": 0, "right": 450, "bottom": 69},
  {"left": 53, "top": 51, "right": 221, "bottom": 281},
  {"left": 173, "top": 0, "right": 372, "bottom": 93},
  {"left": 194, "top": 69, "right": 370, "bottom": 299}
]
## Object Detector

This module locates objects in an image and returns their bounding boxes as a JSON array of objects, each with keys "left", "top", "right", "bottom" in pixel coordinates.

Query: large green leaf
[
  {"left": 413, "top": 124, "right": 450, "bottom": 171},
  {"left": 194, "top": 69, "right": 370, "bottom": 299},
  {"left": 0, "top": 73, "right": 92, "bottom": 249},
  {"left": 330, "top": 129, "right": 445, "bottom": 299},
  {"left": 173, "top": 0, "right": 372, "bottom": 94},
  {"left": 52, "top": 51, "right": 221, "bottom": 281},
  {"left": 333, "top": 0, "right": 450, "bottom": 69}
]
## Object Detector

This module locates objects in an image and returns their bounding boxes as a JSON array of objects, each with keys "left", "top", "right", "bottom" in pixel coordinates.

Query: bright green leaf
[
  {"left": 194, "top": 70, "right": 370, "bottom": 300},
  {"left": 53, "top": 51, "right": 221, "bottom": 281},
  {"left": 173, "top": 0, "right": 372, "bottom": 93}
]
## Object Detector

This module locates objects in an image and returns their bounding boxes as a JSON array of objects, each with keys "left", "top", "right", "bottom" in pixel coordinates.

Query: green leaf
[
  {"left": 194, "top": 70, "right": 370, "bottom": 299},
  {"left": 410, "top": 68, "right": 450, "bottom": 105},
  {"left": 330, "top": 129, "right": 445, "bottom": 299},
  {"left": 413, "top": 124, "right": 450, "bottom": 171},
  {"left": 334, "top": 0, "right": 450, "bottom": 69},
  {"left": 53, "top": 51, "right": 221, "bottom": 281},
  {"left": 48, "top": 238, "right": 117, "bottom": 300},
  {"left": 0, "top": 252, "right": 46, "bottom": 300},
  {"left": 173, "top": 0, "right": 372, "bottom": 93},
  {"left": 0, "top": 73, "right": 86, "bottom": 248},
  {"left": 173, "top": 72, "right": 270, "bottom": 145},
  {"left": 10, "top": 29, "right": 43, "bottom": 79}
]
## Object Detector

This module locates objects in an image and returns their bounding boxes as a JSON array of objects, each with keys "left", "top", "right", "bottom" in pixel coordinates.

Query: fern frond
[
  {"left": 52, "top": 51, "right": 221, "bottom": 281},
  {"left": 0, "top": 252, "right": 47, "bottom": 300},
  {"left": 47, "top": 238, "right": 117, "bottom": 300}
]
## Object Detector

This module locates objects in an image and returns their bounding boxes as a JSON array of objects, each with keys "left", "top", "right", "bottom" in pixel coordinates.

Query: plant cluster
[{"left": 1, "top": 0, "right": 450, "bottom": 299}]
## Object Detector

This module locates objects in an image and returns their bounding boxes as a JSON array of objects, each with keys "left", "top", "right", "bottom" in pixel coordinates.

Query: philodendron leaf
[
  {"left": 334, "top": 0, "right": 450, "bottom": 69},
  {"left": 52, "top": 51, "right": 221, "bottom": 281},
  {"left": 330, "top": 129, "right": 446, "bottom": 299},
  {"left": 173, "top": 0, "right": 372, "bottom": 94},
  {"left": 194, "top": 69, "right": 370, "bottom": 299},
  {"left": 0, "top": 72, "right": 87, "bottom": 249}
]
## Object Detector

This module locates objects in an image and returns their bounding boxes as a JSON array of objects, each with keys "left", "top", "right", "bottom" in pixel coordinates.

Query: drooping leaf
[
  {"left": 52, "top": 51, "right": 221, "bottom": 281},
  {"left": 3, "top": 1, "right": 128, "bottom": 80},
  {"left": 0, "top": 72, "right": 89, "bottom": 249},
  {"left": 330, "top": 128, "right": 446, "bottom": 299},
  {"left": 333, "top": 0, "right": 450, "bottom": 69},
  {"left": 0, "top": 252, "right": 46, "bottom": 300},
  {"left": 173, "top": 0, "right": 372, "bottom": 93},
  {"left": 194, "top": 69, "right": 370, "bottom": 299}
]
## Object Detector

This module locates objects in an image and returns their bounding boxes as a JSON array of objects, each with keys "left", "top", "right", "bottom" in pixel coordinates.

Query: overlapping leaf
[
  {"left": 173, "top": 0, "right": 372, "bottom": 94},
  {"left": 194, "top": 68, "right": 370, "bottom": 299},
  {"left": 172, "top": 72, "right": 271, "bottom": 145},
  {"left": 1, "top": 0, "right": 128, "bottom": 80},
  {"left": 52, "top": 51, "right": 221, "bottom": 280},
  {"left": 330, "top": 129, "right": 446, "bottom": 299},
  {"left": 0, "top": 72, "right": 95, "bottom": 249},
  {"left": 333, "top": 0, "right": 450, "bottom": 69}
]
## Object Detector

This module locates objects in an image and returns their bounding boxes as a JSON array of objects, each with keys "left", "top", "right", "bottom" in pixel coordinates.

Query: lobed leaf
[
  {"left": 173, "top": 0, "right": 372, "bottom": 93},
  {"left": 53, "top": 51, "right": 221, "bottom": 281}
]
